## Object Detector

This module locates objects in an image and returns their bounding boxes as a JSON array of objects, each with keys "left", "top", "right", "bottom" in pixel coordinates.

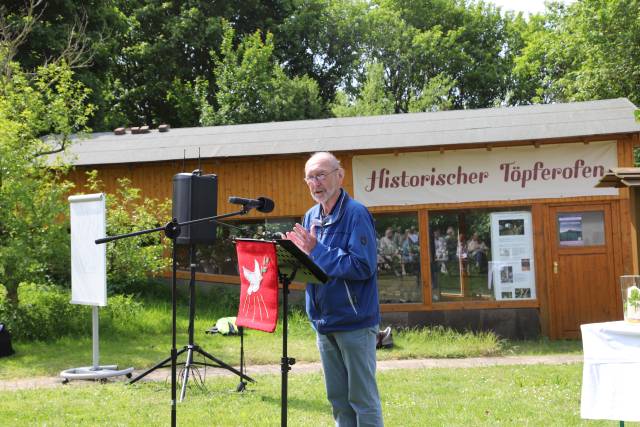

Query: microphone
[{"left": 228, "top": 196, "right": 275, "bottom": 213}]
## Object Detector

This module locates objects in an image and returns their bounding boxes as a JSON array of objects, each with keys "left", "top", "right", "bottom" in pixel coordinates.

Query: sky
[{"left": 487, "top": 0, "right": 577, "bottom": 15}]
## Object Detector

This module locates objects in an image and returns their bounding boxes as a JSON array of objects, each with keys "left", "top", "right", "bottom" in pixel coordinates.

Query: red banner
[{"left": 235, "top": 240, "right": 279, "bottom": 333}]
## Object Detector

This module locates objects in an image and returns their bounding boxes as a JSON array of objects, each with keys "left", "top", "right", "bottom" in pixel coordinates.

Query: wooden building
[{"left": 62, "top": 98, "right": 640, "bottom": 339}]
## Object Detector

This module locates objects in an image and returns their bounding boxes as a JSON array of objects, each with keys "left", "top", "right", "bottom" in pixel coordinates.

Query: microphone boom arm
[{"left": 95, "top": 209, "right": 249, "bottom": 245}]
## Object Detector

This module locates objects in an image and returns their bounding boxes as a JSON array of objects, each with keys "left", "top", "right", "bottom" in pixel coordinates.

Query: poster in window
[
  {"left": 558, "top": 215, "right": 583, "bottom": 246},
  {"left": 498, "top": 219, "right": 525, "bottom": 236},
  {"left": 490, "top": 211, "right": 536, "bottom": 301},
  {"left": 500, "top": 265, "right": 514, "bottom": 283}
]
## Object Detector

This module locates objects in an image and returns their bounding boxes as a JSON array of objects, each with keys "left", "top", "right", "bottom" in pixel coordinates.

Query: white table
[{"left": 581, "top": 321, "right": 640, "bottom": 422}]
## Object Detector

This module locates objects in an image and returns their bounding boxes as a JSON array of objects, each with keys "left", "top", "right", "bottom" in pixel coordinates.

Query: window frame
[{"left": 378, "top": 205, "right": 541, "bottom": 312}]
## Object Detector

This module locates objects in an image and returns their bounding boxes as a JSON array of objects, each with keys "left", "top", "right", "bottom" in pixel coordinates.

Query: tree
[
  {"left": 331, "top": 0, "right": 512, "bottom": 115},
  {"left": 275, "top": 0, "right": 369, "bottom": 106},
  {"left": 3, "top": 0, "right": 121, "bottom": 128},
  {"left": 332, "top": 62, "right": 395, "bottom": 117},
  {"left": 559, "top": 0, "right": 640, "bottom": 105},
  {"left": 408, "top": 73, "right": 455, "bottom": 113},
  {"left": 15, "top": 0, "right": 637, "bottom": 130},
  {"left": 332, "top": 61, "right": 454, "bottom": 117},
  {"left": 0, "top": 1, "right": 94, "bottom": 305},
  {"left": 361, "top": 5, "right": 425, "bottom": 113},
  {"left": 0, "top": 60, "right": 93, "bottom": 304},
  {"left": 510, "top": 0, "right": 640, "bottom": 105},
  {"left": 6, "top": 0, "right": 529, "bottom": 127},
  {"left": 201, "top": 22, "right": 323, "bottom": 126},
  {"left": 509, "top": 4, "right": 576, "bottom": 104},
  {"left": 8, "top": 1, "right": 302, "bottom": 130},
  {"left": 359, "top": 0, "right": 513, "bottom": 111}
]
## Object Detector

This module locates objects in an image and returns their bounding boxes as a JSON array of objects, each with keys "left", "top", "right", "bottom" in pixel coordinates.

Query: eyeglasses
[{"left": 304, "top": 168, "right": 339, "bottom": 183}]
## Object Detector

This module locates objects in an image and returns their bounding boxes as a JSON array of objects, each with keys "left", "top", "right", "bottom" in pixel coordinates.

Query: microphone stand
[{"left": 96, "top": 207, "right": 257, "bottom": 427}]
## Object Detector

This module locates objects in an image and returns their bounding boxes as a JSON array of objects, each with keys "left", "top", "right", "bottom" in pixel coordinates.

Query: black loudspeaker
[{"left": 172, "top": 172, "right": 218, "bottom": 245}]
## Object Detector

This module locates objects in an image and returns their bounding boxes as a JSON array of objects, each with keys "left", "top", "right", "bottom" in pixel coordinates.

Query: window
[
  {"left": 177, "top": 217, "right": 298, "bottom": 275},
  {"left": 373, "top": 213, "right": 422, "bottom": 304},
  {"left": 557, "top": 211, "right": 605, "bottom": 246},
  {"left": 429, "top": 208, "right": 535, "bottom": 302}
]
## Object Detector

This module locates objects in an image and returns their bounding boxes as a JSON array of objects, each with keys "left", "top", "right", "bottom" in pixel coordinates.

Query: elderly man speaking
[{"left": 286, "top": 151, "right": 383, "bottom": 427}]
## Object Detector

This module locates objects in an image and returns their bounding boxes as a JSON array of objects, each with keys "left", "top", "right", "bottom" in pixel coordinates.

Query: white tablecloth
[{"left": 581, "top": 321, "right": 640, "bottom": 421}]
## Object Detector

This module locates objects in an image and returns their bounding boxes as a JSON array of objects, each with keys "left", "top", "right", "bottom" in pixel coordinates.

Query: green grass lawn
[
  {"left": 0, "top": 292, "right": 595, "bottom": 426},
  {"left": 0, "top": 303, "right": 581, "bottom": 380},
  {"left": 0, "top": 364, "right": 629, "bottom": 426}
]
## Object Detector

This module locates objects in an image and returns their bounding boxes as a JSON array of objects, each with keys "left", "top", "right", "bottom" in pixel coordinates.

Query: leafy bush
[
  {"left": 100, "top": 293, "right": 143, "bottom": 335},
  {"left": 85, "top": 171, "right": 171, "bottom": 294},
  {"left": 0, "top": 283, "right": 144, "bottom": 342},
  {"left": 0, "top": 283, "right": 89, "bottom": 341},
  {"left": 0, "top": 60, "right": 91, "bottom": 304}
]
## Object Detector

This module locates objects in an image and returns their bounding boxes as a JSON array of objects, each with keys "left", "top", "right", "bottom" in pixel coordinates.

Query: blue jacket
[{"left": 303, "top": 189, "right": 380, "bottom": 333}]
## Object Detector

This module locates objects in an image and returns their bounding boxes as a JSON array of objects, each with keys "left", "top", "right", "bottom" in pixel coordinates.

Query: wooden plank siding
[
  {"left": 69, "top": 156, "right": 310, "bottom": 218},
  {"left": 532, "top": 203, "right": 550, "bottom": 336}
]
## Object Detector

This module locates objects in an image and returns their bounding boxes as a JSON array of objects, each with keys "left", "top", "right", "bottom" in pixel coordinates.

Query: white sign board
[
  {"left": 489, "top": 211, "right": 536, "bottom": 301},
  {"left": 69, "top": 193, "right": 107, "bottom": 306},
  {"left": 352, "top": 141, "right": 617, "bottom": 206}
]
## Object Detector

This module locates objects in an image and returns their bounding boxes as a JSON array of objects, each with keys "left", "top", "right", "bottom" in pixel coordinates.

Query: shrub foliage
[
  {"left": 0, "top": 283, "right": 143, "bottom": 341},
  {"left": 85, "top": 170, "right": 171, "bottom": 294}
]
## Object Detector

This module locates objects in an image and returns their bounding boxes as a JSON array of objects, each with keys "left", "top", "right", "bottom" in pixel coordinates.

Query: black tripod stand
[
  {"left": 96, "top": 210, "right": 257, "bottom": 427},
  {"left": 128, "top": 243, "right": 254, "bottom": 401}
]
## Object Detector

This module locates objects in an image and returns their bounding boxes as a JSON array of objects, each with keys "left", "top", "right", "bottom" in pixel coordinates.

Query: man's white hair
[{"left": 307, "top": 151, "right": 341, "bottom": 169}]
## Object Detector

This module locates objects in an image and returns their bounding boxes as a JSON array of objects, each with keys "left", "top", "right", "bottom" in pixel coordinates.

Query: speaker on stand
[
  {"left": 172, "top": 171, "right": 218, "bottom": 246},
  {"left": 129, "top": 170, "right": 254, "bottom": 401}
]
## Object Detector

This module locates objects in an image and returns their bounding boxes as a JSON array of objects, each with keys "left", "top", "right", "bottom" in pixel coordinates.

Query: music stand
[{"left": 274, "top": 238, "right": 328, "bottom": 427}]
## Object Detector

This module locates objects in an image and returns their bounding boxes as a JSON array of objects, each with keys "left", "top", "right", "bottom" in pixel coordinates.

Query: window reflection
[
  {"left": 429, "top": 208, "right": 535, "bottom": 302},
  {"left": 374, "top": 213, "right": 422, "bottom": 304},
  {"left": 429, "top": 211, "right": 493, "bottom": 301},
  {"left": 176, "top": 218, "right": 297, "bottom": 274},
  {"left": 429, "top": 211, "right": 493, "bottom": 302}
]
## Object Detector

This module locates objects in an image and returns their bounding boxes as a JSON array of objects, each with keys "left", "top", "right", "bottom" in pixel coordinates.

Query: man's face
[{"left": 305, "top": 156, "right": 343, "bottom": 206}]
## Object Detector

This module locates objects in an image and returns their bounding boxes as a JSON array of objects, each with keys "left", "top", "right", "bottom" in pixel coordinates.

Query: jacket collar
[{"left": 313, "top": 189, "right": 349, "bottom": 228}]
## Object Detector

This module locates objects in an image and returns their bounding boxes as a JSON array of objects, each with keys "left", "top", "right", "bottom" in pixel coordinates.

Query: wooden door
[{"left": 547, "top": 204, "right": 618, "bottom": 339}]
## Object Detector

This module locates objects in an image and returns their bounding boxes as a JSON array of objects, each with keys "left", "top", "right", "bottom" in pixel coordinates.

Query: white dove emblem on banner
[{"left": 240, "top": 257, "right": 271, "bottom": 321}]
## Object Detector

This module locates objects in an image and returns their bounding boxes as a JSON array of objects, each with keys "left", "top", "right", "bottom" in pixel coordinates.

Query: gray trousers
[{"left": 316, "top": 325, "right": 384, "bottom": 427}]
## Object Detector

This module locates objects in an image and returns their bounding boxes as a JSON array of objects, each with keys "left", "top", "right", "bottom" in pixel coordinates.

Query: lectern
[{"left": 234, "top": 237, "right": 327, "bottom": 426}]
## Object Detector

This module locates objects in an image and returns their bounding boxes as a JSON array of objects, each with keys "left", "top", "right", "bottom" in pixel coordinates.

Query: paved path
[{"left": 0, "top": 354, "right": 582, "bottom": 392}]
